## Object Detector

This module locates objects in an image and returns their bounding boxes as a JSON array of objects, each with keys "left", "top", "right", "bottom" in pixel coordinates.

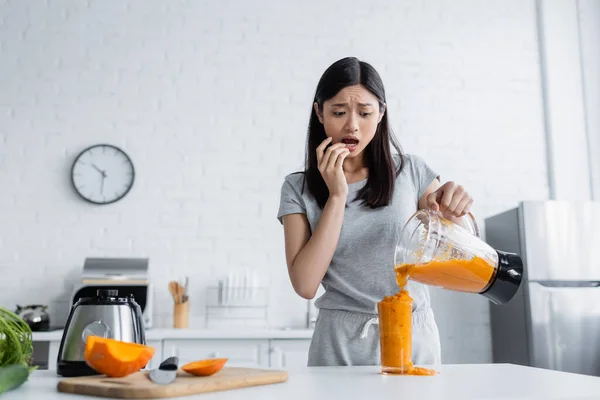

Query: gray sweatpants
[{"left": 307, "top": 307, "right": 441, "bottom": 367}]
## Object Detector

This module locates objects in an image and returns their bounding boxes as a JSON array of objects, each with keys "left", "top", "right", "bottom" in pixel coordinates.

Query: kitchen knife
[{"left": 148, "top": 356, "right": 179, "bottom": 385}]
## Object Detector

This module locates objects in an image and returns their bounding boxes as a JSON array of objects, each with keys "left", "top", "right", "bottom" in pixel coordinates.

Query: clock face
[{"left": 71, "top": 144, "right": 135, "bottom": 205}]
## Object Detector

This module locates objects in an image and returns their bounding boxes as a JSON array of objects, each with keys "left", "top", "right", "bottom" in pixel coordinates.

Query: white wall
[
  {"left": 578, "top": 0, "right": 600, "bottom": 200},
  {"left": 0, "top": 0, "right": 549, "bottom": 363},
  {"left": 536, "top": 0, "right": 592, "bottom": 200}
]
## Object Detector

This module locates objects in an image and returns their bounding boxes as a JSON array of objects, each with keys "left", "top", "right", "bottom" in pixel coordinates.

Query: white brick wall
[{"left": 0, "top": 0, "right": 549, "bottom": 363}]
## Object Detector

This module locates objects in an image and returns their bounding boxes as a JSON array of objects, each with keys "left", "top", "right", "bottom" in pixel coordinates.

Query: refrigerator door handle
[{"left": 533, "top": 281, "right": 600, "bottom": 288}]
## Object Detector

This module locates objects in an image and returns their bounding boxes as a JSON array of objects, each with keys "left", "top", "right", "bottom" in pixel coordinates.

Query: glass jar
[{"left": 378, "top": 291, "right": 414, "bottom": 374}]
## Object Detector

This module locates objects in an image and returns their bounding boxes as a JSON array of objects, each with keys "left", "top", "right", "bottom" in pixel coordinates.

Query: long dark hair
[{"left": 304, "top": 57, "right": 404, "bottom": 209}]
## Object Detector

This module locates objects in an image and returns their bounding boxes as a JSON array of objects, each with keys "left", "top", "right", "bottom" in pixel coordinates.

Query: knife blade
[{"left": 148, "top": 356, "right": 179, "bottom": 385}]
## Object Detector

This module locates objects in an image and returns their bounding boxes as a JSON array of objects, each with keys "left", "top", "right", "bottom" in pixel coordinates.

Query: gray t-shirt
[{"left": 277, "top": 154, "right": 439, "bottom": 315}]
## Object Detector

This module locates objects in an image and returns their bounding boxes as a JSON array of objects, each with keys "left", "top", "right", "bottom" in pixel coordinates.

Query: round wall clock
[{"left": 71, "top": 144, "right": 135, "bottom": 205}]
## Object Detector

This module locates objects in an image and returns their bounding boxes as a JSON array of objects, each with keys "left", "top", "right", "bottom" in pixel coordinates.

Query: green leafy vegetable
[
  {"left": 0, "top": 307, "right": 36, "bottom": 395},
  {"left": 0, "top": 364, "right": 29, "bottom": 394},
  {"left": 0, "top": 307, "right": 34, "bottom": 369}
]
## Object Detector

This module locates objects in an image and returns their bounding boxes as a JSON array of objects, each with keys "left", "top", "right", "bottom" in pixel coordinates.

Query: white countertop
[
  {"left": 32, "top": 328, "right": 315, "bottom": 341},
  {"left": 4, "top": 364, "right": 600, "bottom": 400}
]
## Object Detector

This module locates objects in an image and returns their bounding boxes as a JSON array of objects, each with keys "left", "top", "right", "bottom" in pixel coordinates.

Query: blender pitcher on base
[{"left": 375, "top": 210, "right": 524, "bottom": 375}]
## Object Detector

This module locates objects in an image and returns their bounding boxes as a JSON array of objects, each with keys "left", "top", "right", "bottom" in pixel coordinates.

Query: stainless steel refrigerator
[{"left": 485, "top": 201, "right": 600, "bottom": 377}]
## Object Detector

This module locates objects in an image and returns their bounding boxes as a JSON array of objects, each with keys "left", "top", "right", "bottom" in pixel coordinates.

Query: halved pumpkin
[
  {"left": 182, "top": 358, "right": 228, "bottom": 376},
  {"left": 84, "top": 335, "right": 155, "bottom": 378}
]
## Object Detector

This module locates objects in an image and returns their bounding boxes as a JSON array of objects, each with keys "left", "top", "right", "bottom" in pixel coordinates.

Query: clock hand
[
  {"left": 92, "top": 164, "right": 104, "bottom": 175},
  {"left": 100, "top": 175, "right": 105, "bottom": 195}
]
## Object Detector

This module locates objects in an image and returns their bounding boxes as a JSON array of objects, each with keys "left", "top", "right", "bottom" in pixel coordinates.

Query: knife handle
[{"left": 159, "top": 356, "right": 179, "bottom": 371}]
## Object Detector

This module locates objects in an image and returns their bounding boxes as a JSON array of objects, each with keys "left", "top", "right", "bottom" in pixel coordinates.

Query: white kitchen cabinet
[
  {"left": 268, "top": 339, "right": 311, "bottom": 369},
  {"left": 48, "top": 341, "right": 60, "bottom": 371},
  {"left": 162, "top": 339, "right": 270, "bottom": 368},
  {"left": 145, "top": 340, "right": 163, "bottom": 370}
]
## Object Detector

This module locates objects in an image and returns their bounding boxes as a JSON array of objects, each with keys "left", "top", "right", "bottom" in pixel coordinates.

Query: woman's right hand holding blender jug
[{"left": 420, "top": 179, "right": 473, "bottom": 220}]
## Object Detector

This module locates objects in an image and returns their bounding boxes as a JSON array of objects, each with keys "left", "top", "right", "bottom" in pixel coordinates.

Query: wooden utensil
[
  {"left": 168, "top": 279, "right": 189, "bottom": 304},
  {"left": 57, "top": 367, "right": 288, "bottom": 399},
  {"left": 168, "top": 281, "right": 179, "bottom": 303},
  {"left": 176, "top": 284, "right": 184, "bottom": 304}
]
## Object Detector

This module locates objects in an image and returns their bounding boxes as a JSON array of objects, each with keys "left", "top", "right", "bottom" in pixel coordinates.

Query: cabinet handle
[{"left": 271, "top": 347, "right": 283, "bottom": 368}]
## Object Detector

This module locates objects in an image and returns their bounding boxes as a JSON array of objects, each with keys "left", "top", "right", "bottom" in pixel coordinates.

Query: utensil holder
[{"left": 174, "top": 301, "right": 189, "bottom": 329}]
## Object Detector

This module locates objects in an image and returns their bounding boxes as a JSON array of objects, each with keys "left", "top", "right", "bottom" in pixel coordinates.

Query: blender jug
[{"left": 394, "top": 210, "right": 523, "bottom": 304}]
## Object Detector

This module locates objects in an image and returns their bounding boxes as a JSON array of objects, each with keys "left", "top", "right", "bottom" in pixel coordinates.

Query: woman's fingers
[
  {"left": 446, "top": 185, "right": 465, "bottom": 213},
  {"left": 454, "top": 196, "right": 473, "bottom": 217},
  {"left": 438, "top": 183, "right": 456, "bottom": 213},
  {"left": 327, "top": 146, "right": 349, "bottom": 171},
  {"left": 316, "top": 137, "right": 332, "bottom": 165},
  {"left": 336, "top": 148, "right": 351, "bottom": 169},
  {"left": 320, "top": 143, "right": 345, "bottom": 171}
]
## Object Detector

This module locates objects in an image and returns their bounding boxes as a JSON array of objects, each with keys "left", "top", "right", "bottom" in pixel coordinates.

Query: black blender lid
[
  {"left": 75, "top": 289, "right": 137, "bottom": 306},
  {"left": 97, "top": 289, "right": 118, "bottom": 297},
  {"left": 481, "top": 250, "right": 524, "bottom": 305}
]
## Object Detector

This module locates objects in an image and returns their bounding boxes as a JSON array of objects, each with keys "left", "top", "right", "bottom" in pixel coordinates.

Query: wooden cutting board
[{"left": 57, "top": 367, "right": 288, "bottom": 399}]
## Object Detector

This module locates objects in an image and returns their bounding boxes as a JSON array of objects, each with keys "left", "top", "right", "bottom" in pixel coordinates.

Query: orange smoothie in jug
[{"left": 395, "top": 256, "right": 496, "bottom": 293}]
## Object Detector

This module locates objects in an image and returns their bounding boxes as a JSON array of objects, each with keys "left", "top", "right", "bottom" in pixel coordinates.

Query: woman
[{"left": 277, "top": 57, "right": 473, "bottom": 366}]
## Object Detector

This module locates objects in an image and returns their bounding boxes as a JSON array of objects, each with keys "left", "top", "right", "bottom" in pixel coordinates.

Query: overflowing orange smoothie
[
  {"left": 377, "top": 265, "right": 437, "bottom": 376},
  {"left": 378, "top": 290, "right": 413, "bottom": 374},
  {"left": 378, "top": 289, "right": 435, "bottom": 375}
]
